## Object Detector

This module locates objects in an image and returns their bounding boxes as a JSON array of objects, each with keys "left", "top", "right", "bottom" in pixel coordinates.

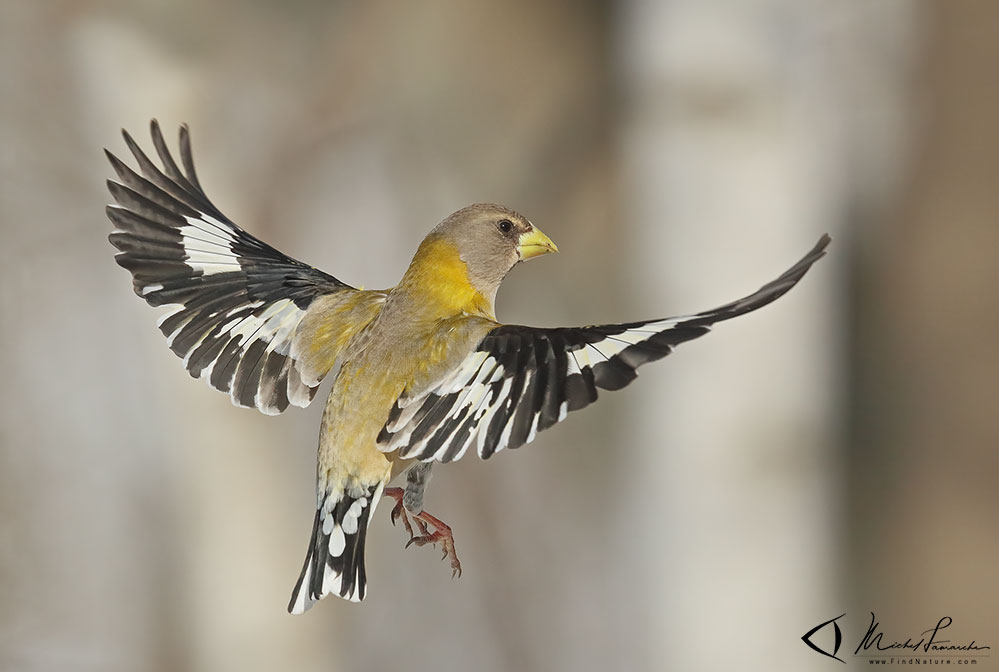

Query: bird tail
[{"left": 288, "top": 482, "right": 385, "bottom": 613}]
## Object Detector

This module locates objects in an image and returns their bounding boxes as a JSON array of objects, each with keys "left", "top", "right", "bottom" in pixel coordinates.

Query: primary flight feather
[{"left": 106, "top": 120, "right": 829, "bottom": 613}]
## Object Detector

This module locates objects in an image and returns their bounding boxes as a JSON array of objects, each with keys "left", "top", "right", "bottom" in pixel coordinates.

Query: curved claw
[
  {"left": 407, "top": 511, "right": 462, "bottom": 578},
  {"left": 384, "top": 487, "right": 415, "bottom": 541},
  {"left": 384, "top": 488, "right": 462, "bottom": 578}
]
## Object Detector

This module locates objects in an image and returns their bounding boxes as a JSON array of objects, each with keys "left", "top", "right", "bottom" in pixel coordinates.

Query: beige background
[{"left": 1, "top": 1, "right": 996, "bottom": 671}]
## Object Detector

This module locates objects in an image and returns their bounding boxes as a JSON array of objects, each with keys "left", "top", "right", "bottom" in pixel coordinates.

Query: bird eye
[{"left": 498, "top": 219, "right": 513, "bottom": 234}]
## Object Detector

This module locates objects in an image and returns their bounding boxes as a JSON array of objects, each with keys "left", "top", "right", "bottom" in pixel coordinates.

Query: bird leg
[
  {"left": 384, "top": 463, "right": 462, "bottom": 577},
  {"left": 403, "top": 462, "right": 433, "bottom": 512},
  {"left": 385, "top": 462, "right": 432, "bottom": 538}
]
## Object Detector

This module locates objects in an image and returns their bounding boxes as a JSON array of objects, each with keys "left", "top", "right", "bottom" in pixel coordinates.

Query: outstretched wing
[
  {"left": 377, "top": 234, "right": 830, "bottom": 462},
  {"left": 106, "top": 120, "right": 382, "bottom": 414}
]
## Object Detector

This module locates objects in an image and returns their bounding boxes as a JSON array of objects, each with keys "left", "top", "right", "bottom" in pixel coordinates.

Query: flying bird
[{"left": 105, "top": 121, "right": 829, "bottom": 613}]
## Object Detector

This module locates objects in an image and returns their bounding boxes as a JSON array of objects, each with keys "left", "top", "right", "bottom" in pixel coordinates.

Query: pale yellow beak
[{"left": 517, "top": 226, "right": 558, "bottom": 260}]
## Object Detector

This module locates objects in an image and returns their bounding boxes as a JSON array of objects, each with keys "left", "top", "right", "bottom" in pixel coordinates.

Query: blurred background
[{"left": 2, "top": 1, "right": 997, "bottom": 670}]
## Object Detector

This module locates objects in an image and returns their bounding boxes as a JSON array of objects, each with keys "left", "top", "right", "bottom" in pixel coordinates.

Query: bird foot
[
  {"left": 383, "top": 488, "right": 462, "bottom": 578},
  {"left": 385, "top": 487, "right": 416, "bottom": 539},
  {"left": 406, "top": 511, "right": 462, "bottom": 578}
]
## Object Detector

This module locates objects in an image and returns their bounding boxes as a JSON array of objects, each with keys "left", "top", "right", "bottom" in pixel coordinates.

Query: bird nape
[{"left": 106, "top": 120, "right": 830, "bottom": 613}]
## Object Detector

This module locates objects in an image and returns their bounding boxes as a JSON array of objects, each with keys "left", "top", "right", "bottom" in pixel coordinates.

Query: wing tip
[
  {"left": 805, "top": 232, "right": 832, "bottom": 265},
  {"left": 686, "top": 232, "right": 832, "bottom": 325}
]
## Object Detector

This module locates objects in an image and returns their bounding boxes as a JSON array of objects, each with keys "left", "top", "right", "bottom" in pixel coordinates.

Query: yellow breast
[{"left": 403, "top": 236, "right": 494, "bottom": 319}]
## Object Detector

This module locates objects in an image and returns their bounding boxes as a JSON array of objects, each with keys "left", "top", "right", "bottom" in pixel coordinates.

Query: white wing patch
[{"left": 179, "top": 214, "right": 242, "bottom": 275}]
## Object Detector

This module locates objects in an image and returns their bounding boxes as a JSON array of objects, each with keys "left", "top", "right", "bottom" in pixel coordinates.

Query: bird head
[
  {"left": 398, "top": 204, "right": 558, "bottom": 320},
  {"left": 432, "top": 203, "right": 558, "bottom": 292}
]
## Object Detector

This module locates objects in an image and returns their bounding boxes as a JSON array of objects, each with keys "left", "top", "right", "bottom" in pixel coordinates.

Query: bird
[{"left": 105, "top": 120, "right": 830, "bottom": 614}]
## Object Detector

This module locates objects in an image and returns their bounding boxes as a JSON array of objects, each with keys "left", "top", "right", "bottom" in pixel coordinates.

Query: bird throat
[{"left": 400, "top": 236, "right": 496, "bottom": 320}]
